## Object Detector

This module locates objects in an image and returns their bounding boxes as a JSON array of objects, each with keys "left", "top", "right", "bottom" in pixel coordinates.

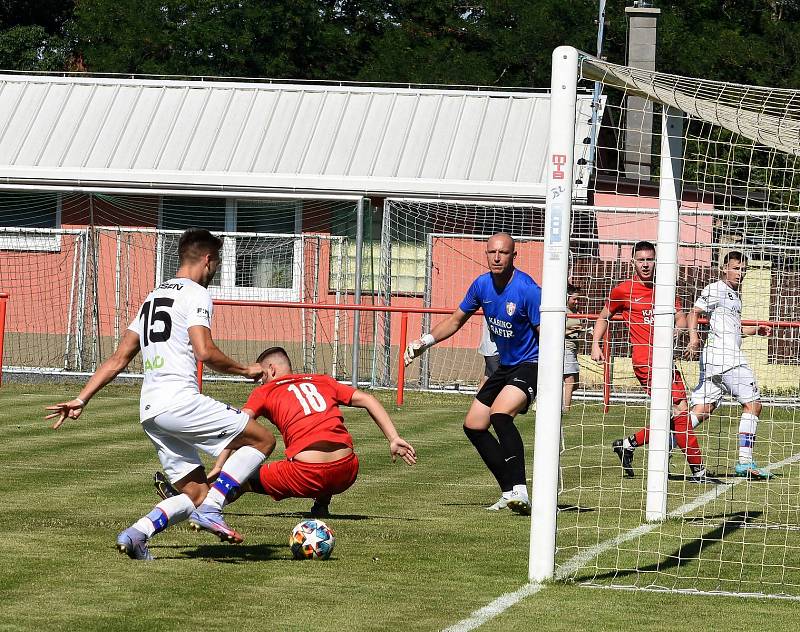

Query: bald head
[
  {"left": 488, "top": 232, "right": 515, "bottom": 250},
  {"left": 485, "top": 232, "right": 516, "bottom": 278}
]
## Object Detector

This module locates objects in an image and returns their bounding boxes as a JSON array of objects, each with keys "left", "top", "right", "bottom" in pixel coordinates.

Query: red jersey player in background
[
  {"left": 155, "top": 346, "right": 416, "bottom": 517},
  {"left": 591, "top": 240, "right": 715, "bottom": 483}
]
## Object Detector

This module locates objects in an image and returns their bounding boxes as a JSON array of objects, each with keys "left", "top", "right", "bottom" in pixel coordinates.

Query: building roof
[{"left": 0, "top": 73, "right": 598, "bottom": 201}]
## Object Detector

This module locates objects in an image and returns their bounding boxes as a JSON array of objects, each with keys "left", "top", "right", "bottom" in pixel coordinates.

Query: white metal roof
[{"left": 0, "top": 74, "right": 598, "bottom": 201}]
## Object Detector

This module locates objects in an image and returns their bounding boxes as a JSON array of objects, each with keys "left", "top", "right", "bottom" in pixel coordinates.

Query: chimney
[{"left": 624, "top": 1, "right": 660, "bottom": 180}]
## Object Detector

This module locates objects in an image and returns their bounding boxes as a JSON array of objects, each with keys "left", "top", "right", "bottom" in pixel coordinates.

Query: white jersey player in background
[
  {"left": 685, "top": 250, "right": 773, "bottom": 479},
  {"left": 46, "top": 228, "right": 275, "bottom": 559}
]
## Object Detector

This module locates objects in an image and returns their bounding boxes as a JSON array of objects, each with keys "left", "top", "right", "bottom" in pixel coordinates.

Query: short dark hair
[
  {"left": 723, "top": 250, "right": 747, "bottom": 266},
  {"left": 633, "top": 240, "right": 656, "bottom": 255},
  {"left": 256, "top": 346, "right": 292, "bottom": 367},
  {"left": 567, "top": 283, "right": 582, "bottom": 295},
  {"left": 178, "top": 228, "right": 223, "bottom": 264}
]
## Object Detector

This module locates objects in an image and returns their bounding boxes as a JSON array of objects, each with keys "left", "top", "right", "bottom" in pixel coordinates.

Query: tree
[
  {"left": 0, "top": 0, "right": 73, "bottom": 70},
  {"left": 70, "top": 0, "right": 370, "bottom": 78}
]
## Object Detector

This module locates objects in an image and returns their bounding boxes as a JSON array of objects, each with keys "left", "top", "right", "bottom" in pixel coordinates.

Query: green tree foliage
[
  {"left": 356, "top": 0, "right": 602, "bottom": 85},
  {"left": 70, "top": 0, "right": 375, "bottom": 78},
  {"left": 657, "top": 1, "right": 800, "bottom": 87},
  {"left": 0, "top": 0, "right": 73, "bottom": 70},
  {"left": 0, "top": 0, "right": 798, "bottom": 88}
]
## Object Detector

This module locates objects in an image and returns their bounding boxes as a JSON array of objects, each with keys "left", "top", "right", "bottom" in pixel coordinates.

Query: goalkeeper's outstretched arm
[{"left": 403, "top": 308, "right": 472, "bottom": 366}]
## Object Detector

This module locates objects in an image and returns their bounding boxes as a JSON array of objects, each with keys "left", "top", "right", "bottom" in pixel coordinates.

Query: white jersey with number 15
[{"left": 128, "top": 277, "right": 213, "bottom": 421}]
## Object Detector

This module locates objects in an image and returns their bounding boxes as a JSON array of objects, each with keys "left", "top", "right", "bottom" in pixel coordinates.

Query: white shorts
[
  {"left": 690, "top": 363, "right": 760, "bottom": 407},
  {"left": 563, "top": 348, "right": 580, "bottom": 376},
  {"left": 141, "top": 394, "right": 250, "bottom": 483}
]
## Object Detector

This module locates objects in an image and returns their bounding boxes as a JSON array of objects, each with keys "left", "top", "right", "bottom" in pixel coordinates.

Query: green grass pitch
[{"left": 1, "top": 382, "right": 799, "bottom": 631}]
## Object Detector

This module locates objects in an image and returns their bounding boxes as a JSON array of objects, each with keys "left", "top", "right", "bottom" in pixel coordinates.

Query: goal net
[
  {"left": 531, "top": 47, "right": 800, "bottom": 600},
  {"left": 377, "top": 198, "right": 548, "bottom": 391},
  {"left": 0, "top": 193, "right": 389, "bottom": 383}
]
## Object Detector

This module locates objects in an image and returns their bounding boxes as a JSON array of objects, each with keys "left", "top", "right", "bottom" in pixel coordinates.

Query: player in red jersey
[
  {"left": 591, "top": 241, "right": 714, "bottom": 483},
  {"left": 155, "top": 346, "right": 416, "bottom": 517}
]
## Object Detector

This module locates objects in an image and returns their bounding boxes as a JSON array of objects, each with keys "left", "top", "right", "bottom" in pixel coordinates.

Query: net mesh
[
  {"left": 0, "top": 193, "right": 386, "bottom": 381},
  {"left": 551, "top": 53, "right": 800, "bottom": 598}
]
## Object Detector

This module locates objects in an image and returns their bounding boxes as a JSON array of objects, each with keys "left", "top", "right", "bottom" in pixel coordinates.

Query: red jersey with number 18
[
  {"left": 606, "top": 279, "right": 682, "bottom": 367},
  {"left": 244, "top": 374, "right": 356, "bottom": 459}
]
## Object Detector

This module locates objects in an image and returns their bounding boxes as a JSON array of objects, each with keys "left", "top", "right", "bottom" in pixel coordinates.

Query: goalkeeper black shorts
[{"left": 476, "top": 361, "right": 538, "bottom": 414}]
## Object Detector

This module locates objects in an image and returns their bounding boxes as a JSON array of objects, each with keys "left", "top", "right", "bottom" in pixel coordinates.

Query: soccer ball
[{"left": 290, "top": 519, "right": 335, "bottom": 560}]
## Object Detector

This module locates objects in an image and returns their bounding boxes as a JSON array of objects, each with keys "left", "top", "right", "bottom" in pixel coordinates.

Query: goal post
[
  {"left": 532, "top": 45, "right": 800, "bottom": 598},
  {"left": 645, "top": 106, "right": 683, "bottom": 522},
  {"left": 528, "top": 45, "right": 579, "bottom": 583}
]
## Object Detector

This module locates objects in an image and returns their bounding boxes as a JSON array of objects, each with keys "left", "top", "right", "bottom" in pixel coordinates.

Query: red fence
[
  {"left": 0, "top": 293, "right": 7, "bottom": 386},
  {"left": 200, "top": 300, "right": 474, "bottom": 405},
  {"left": 196, "top": 303, "right": 799, "bottom": 408},
  {"left": 576, "top": 312, "right": 800, "bottom": 412}
]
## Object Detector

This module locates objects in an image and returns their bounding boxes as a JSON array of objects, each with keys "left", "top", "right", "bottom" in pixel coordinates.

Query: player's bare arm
[
  {"left": 349, "top": 390, "right": 417, "bottom": 465},
  {"left": 45, "top": 329, "right": 141, "bottom": 429},
  {"left": 742, "top": 323, "right": 772, "bottom": 337},
  {"left": 403, "top": 307, "right": 471, "bottom": 367},
  {"left": 591, "top": 306, "right": 612, "bottom": 363},
  {"left": 189, "top": 325, "right": 263, "bottom": 380},
  {"left": 684, "top": 307, "right": 705, "bottom": 359},
  {"left": 674, "top": 308, "right": 688, "bottom": 341}
]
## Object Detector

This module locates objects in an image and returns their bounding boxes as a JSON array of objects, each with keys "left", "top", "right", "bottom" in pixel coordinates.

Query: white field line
[
  {"left": 440, "top": 583, "right": 544, "bottom": 632},
  {"left": 442, "top": 450, "right": 800, "bottom": 631},
  {"left": 581, "top": 583, "right": 800, "bottom": 602}
]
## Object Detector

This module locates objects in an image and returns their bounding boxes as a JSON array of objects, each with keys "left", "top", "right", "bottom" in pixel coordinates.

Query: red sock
[
  {"left": 633, "top": 427, "right": 650, "bottom": 446},
  {"left": 672, "top": 411, "right": 702, "bottom": 466}
]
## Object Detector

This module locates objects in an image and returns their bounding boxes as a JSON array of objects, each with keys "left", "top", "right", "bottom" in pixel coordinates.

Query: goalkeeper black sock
[
  {"left": 491, "top": 413, "right": 527, "bottom": 487},
  {"left": 463, "top": 425, "right": 512, "bottom": 491}
]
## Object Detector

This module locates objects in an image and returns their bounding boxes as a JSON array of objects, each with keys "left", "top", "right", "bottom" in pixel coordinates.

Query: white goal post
[{"left": 529, "top": 45, "right": 800, "bottom": 598}]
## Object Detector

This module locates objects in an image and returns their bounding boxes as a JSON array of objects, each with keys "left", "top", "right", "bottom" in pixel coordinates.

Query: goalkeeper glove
[{"left": 404, "top": 333, "right": 436, "bottom": 366}]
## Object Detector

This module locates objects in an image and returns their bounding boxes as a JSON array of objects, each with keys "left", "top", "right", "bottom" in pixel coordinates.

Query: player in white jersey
[
  {"left": 685, "top": 251, "right": 773, "bottom": 479},
  {"left": 46, "top": 228, "right": 276, "bottom": 559}
]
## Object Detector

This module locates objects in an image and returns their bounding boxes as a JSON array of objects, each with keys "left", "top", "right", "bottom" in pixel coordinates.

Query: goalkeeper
[
  {"left": 404, "top": 232, "right": 541, "bottom": 515},
  {"left": 684, "top": 251, "right": 773, "bottom": 479}
]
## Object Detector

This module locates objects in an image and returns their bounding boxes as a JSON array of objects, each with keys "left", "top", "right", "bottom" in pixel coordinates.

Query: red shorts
[
  {"left": 633, "top": 364, "right": 687, "bottom": 405},
  {"left": 258, "top": 452, "right": 359, "bottom": 501}
]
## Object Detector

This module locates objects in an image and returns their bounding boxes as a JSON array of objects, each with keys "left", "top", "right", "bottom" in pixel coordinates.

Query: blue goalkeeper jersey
[{"left": 459, "top": 269, "right": 542, "bottom": 365}]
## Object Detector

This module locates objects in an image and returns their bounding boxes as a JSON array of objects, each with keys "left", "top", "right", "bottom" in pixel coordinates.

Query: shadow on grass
[
  {"left": 557, "top": 505, "right": 596, "bottom": 513},
  {"left": 667, "top": 470, "right": 779, "bottom": 482},
  {"left": 232, "top": 510, "right": 423, "bottom": 522},
  {"left": 442, "top": 502, "right": 595, "bottom": 514},
  {"left": 166, "top": 542, "right": 285, "bottom": 563},
  {"left": 589, "top": 510, "right": 762, "bottom": 581},
  {"left": 667, "top": 472, "right": 720, "bottom": 481}
]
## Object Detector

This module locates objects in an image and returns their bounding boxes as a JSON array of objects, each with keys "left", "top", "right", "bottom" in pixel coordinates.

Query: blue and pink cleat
[
  {"left": 189, "top": 505, "right": 244, "bottom": 543},
  {"left": 116, "top": 527, "right": 154, "bottom": 561}
]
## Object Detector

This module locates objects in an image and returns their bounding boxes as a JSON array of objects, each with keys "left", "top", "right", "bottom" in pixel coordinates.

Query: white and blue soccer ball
[{"left": 290, "top": 519, "right": 335, "bottom": 560}]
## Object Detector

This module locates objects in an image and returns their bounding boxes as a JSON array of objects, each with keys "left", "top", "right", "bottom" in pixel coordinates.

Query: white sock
[
  {"left": 132, "top": 494, "right": 195, "bottom": 537},
  {"left": 512, "top": 484, "right": 529, "bottom": 499},
  {"left": 690, "top": 411, "right": 702, "bottom": 429},
  {"left": 622, "top": 437, "right": 633, "bottom": 450},
  {"left": 204, "top": 445, "right": 265, "bottom": 509},
  {"left": 738, "top": 412, "right": 759, "bottom": 464}
]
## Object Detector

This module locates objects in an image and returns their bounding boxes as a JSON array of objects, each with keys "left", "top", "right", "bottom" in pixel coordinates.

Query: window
[
  {"left": 333, "top": 240, "right": 426, "bottom": 295},
  {"left": 329, "top": 200, "right": 423, "bottom": 295},
  {"left": 0, "top": 192, "right": 61, "bottom": 251},
  {"left": 157, "top": 197, "right": 302, "bottom": 301}
]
